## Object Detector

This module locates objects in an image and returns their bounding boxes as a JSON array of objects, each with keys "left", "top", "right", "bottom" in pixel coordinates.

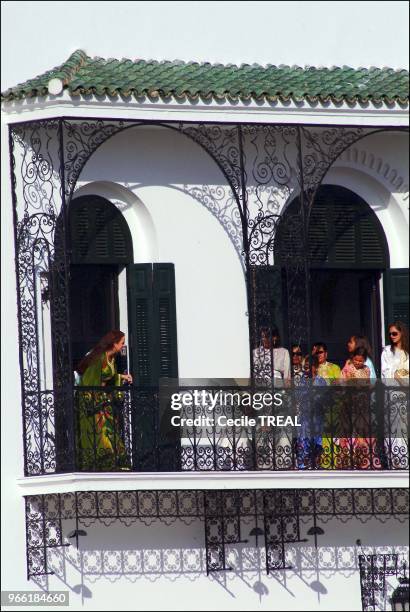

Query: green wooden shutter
[
  {"left": 70, "top": 195, "right": 133, "bottom": 264},
  {"left": 127, "top": 264, "right": 156, "bottom": 385},
  {"left": 153, "top": 264, "right": 179, "bottom": 379},
  {"left": 127, "top": 263, "right": 179, "bottom": 470},
  {"left": 275, "top": 186, "right": 389, "bottom": 269},
  {"left": 127, "top": 263, "right": 179, "bottom": 385},
  {"left": 383, "top": 269, "right": 409, "bottom": 333}
]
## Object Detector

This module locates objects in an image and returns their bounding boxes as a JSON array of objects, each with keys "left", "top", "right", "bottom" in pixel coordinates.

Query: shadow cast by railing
[{"left": 30, "top": 513, "right": 409, "bottom": 612}]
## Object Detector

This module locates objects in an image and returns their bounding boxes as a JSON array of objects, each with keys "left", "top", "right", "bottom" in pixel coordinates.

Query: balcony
[{"left": 20, "top": 382, "right": 408, "bottom": 490}]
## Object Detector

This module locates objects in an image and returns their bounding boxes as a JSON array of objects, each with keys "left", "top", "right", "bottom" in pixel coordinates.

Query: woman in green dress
[{"left": 75, "top": 330, "right": 133, "bottom": 471}]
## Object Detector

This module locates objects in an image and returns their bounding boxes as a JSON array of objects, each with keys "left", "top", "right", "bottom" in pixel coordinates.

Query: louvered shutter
[
  {"left": 127, "top": 264, "right": 156, "bottom": 386},
  {"left": 276, "top": 186, "right": 388, "bottom": 269},
  {"left": 153, "top": 264, "right": 179, "bottom": 379},
  {"left": 128, "top": 264, "right": 179, "bottom": 471},
  {"left": 383, "top": 269, "right": 409, "bottom": 332},
  {"left": 332, "top": 201, "right": 356, "bottom": 265},
  {"left": 127, "top": 263, "right": 178, "bottom": 385},
  {"left": 308, "top": 202, "right": 329, "bottom": 264},
  {"left": 358, "top": 214, "right": 386, "bottom": 268},
  {"left": 70, "top": 195, "right": 133, "bottom": 264}
]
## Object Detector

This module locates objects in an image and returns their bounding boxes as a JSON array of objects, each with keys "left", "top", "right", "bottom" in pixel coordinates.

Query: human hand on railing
[
  {"left": 394, "top": 369, "right": 409, "bottom": 386},
  {"left": 120, "top": 373, "right": 133, "bottom": 384}
]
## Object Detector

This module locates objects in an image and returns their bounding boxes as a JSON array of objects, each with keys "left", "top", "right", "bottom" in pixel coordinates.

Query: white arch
[
  {"left": 73, "top": 180, "right": 158, "bottom": 263},
  {"left": 337, "top": 146, "right": 409, "bottom": 203}
]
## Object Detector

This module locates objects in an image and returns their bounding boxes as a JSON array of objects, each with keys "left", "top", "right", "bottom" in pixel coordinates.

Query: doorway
[
  {"left": 310, "top": 269, "right": 382, "bottom": 368},
  {"left": 273, "top": 185, "right": 390, "bottom": 371},
  {"left": 68, "top": 194, "right": 134, "bottom": 373},
  {"left": 69, "top": 264, "right": 120, "bottom": 371}
]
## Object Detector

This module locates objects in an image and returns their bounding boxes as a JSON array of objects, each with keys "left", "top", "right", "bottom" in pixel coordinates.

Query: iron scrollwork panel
[{"left": 10, "top": 120, "right": 74, "bottom": 474}]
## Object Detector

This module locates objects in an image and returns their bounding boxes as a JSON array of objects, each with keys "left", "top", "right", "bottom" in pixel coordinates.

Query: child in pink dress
[
  {"left": 342, "top": 348, "right": 371, "bottom": 381},
  {"left": 340, "top": 347, "right": 379, "bottom": 469}
]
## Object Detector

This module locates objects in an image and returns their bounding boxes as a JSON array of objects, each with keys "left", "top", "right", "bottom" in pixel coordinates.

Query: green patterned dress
[{"left": 76, "top": 353, "right": 130, "bottom": 470}]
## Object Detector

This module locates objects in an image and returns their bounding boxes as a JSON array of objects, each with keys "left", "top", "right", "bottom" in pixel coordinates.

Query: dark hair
[
  {"left": 77, "top": 330, "right": 125, "bottom": 375},
  {"left": 352, "top": 346, "right": 368, "bottom": 361},
  {"left": 260, "top": 326, "right": 281, "bottom": 348},
  {"left": 351, "top": 335, "right": 373, "bottom": 359},
  {"left": 310, "top": 354, "right": 320, "bottom": 369},
  {"left": 389, "top": 321, "right": 409, "bottom": 355},
  {"left": 291, "top": 343, "right": 303, "bottom": 352},
  {"left": 312, "top": 341, "right": 327, "bottom": 352},
  {"left": 303, "top": 354, "right": 320, "bottom": 373}
]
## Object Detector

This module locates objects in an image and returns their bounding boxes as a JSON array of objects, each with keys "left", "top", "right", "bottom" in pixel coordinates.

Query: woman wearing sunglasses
[{"left": 381, "top": 321, "right": 409, "bottom": 384}]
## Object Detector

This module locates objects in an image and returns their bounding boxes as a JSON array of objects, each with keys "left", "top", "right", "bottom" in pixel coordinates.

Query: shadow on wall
[
  {"left": 31, "top": 515, "right": 408, "bottom": 611},
  {"left": 73, "top": 179, "right": 248, "bottom": 271}
]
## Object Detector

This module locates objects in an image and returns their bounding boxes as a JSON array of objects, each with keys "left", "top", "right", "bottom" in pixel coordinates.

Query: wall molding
[{"left": 337, "top": 146, "right": 409, "bottom": 202}]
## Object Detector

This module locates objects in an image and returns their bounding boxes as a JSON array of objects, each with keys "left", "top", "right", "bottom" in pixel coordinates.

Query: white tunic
[
  {"left": 252, "top": 346, "right": 291, "bottom": 381},
  {"left": 381, "top": 346, "right": 409, "bottom": 382}
]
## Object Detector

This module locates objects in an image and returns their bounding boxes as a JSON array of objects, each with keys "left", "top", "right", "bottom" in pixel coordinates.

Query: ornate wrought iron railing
[{"left": 23, "top": 382, "right": 408, "bottom": 476}]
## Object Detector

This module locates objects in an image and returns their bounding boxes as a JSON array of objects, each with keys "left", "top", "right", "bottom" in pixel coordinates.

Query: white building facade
[{"left": 1, "top": 4, "right": 409, "bottom": 610}]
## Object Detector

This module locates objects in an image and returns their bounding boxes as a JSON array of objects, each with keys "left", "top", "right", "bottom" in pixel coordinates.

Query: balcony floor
[{"left": 16, "top": 470, "right": 409, "bottom": 495}]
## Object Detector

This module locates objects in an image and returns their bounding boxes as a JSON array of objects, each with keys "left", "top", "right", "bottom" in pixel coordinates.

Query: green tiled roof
[{"left": 2, "top": 49, "right": 409, "bottom": 106}]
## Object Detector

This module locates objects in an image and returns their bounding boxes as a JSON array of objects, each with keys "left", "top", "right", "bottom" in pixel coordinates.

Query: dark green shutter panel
[
  {"left": 128, "top": 264, "right": 179, "bottom": 471},
  {"left": 70, "top": 195, "right": 133, "bottom": 264},
  {"left": 332, "top": 201, "right": 356, "bottom": 265},
  {"left": 127, "top": 264, "right": 156, "bottom": 385},
  {"left": 309, "top": 203, "right": 329, "bottom": 264},
  {"left": 275, "top": 186, "right": 388, "bottom": 269},
  {"left": 127, "top": 263, "right": 179, "bottom": 385},
  {"left": 250, "top": 266, "right": 288, "bottom": 348},
  {"left": 383, "top": 269, "right": 409, "bottom": 332},
  {"left": 153, "top": 264, "right": 179, "bottom": 379}
]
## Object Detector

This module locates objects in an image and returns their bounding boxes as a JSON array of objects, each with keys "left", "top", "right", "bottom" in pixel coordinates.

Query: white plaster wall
[
  {"left": 5, "top": 515, "right": 409, "bottom": 611},
  {"left": 1, "top": 1, "right": 409, "bottom": 92},
  {"left": 74, "top": 126, "right": 250, "bottom": 379}
]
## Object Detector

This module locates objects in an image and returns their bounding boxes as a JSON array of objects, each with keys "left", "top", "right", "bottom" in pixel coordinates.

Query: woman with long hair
[
  {"left": 76, "top": 330, "right": 133, "bottom": 471},
  {"left": 381, "top": 321, "right": 409, "bottom": 470},
  {"left": 381, "top": 321, "right": 409, "bottom": 383}
]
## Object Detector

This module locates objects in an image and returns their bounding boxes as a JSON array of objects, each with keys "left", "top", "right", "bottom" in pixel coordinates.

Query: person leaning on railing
[{"left": 75, "top": 330, "right": 133, "bottom": 471}]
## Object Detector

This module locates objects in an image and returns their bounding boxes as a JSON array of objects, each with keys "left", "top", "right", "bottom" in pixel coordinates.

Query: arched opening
[
  {"left": 274, "top": 185, "right": 390, "bottom": 367},
  {"left": 69, "top": 194, "right": 134, "bottom": 372},
  {"left": 67, "top": 193, "right": 179, "bottom": 389}
]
